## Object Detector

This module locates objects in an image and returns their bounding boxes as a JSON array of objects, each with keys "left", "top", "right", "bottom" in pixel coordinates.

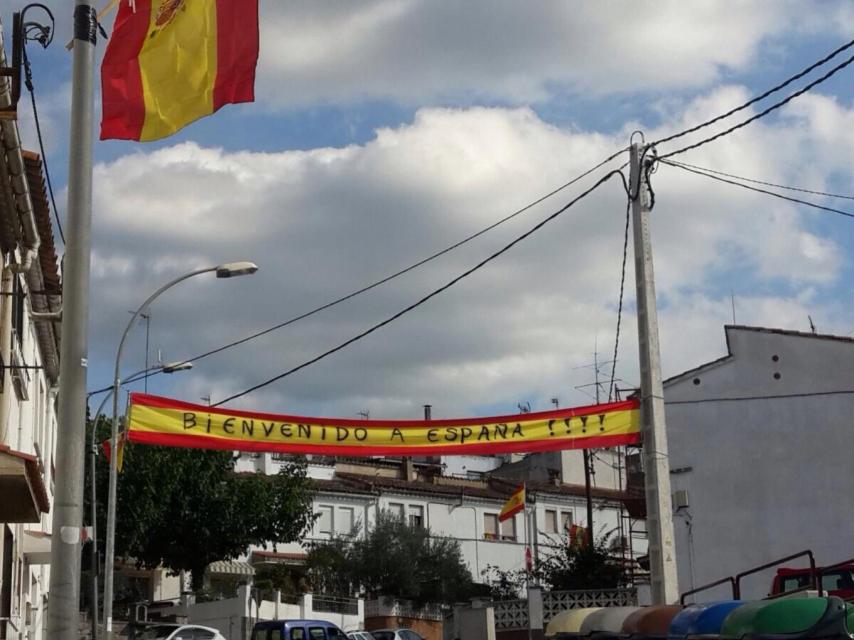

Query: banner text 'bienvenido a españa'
[{"left": 127, "top": 393, "right": 641, "bottom": 456}]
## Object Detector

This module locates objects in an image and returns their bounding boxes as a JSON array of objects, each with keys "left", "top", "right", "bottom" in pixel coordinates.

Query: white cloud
[
  {"left": 87, "top": 88, "right": 854, "bottom": 418},
  {"left": 254, "top": 0, "right": 847, "bottom": 108}
]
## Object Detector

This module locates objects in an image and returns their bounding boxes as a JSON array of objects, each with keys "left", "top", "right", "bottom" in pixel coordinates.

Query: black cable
[
  {"left": 661, "top": 159, "right": 854, "bottom": 219},
  {"left": 97, "top": 147, "right": 626, "bottom": 395},
  {"left": 214, "top": 169, "right": 630, "bottom": 407},
  {"left": 665, "top": 388, "right": 854, "bottom": 405},
  {"left": 653, "top": 37, "right": 854, "bottom": 147},
  {"left": 659, "top": 52, "right": 854, "bottom": 159},
  {"left": 608, "top": 198, "right": 631, "bottom": 403},
  {"left": 658, "top": 160, "right": 854, "bottom": 201},
  {"left": 21, "top": 30, "right": 65, "bottom": 244}
]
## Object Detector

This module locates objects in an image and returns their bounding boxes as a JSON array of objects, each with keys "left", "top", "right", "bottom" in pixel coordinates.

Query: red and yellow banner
[
  {"left": 101, "top": 0, "right": 259, "bottom": 141},
  {"left": 499, "top": 485, "right": 525, "bottom": 522},
  {"left": 127, "top": 393, "right": 640, "bottom": 456}
]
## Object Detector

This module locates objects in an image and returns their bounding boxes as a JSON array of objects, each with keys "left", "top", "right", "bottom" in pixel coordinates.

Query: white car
[
  {"left": 370, "top": 630, "right": 424, "bottom": 640},
  {"left": 135, "top": 624, "right": 226, "bottom": 640},
  {"left": 347, "top": 633, "right": 376, "bottom": 640}
]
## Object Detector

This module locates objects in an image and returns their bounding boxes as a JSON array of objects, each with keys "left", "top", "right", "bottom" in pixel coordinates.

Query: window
[
  {"left": 316, "top": 506, "right": 333, "bottom": 535},
  {"left": 308, "top": 628, "right": 326, "bottom": 640},
  {"left": 326, "top": 629, "right": 346, "bottom": 640},
  {"left": 387, "top": 502, "right": 405, "bottom": 520},
  {"left": 290, "top": 630, "right": 305, "bottom": 640},
  {"left": 11, "top": 275, "right": 24, "bottom": 351},
  {"left": 269, "top": 631, "right": 282, "bottom": 640},
  {"left": 408, "top": 505, "right": 424, "bottom": 528},
  {"left": 500, "top": 516, "right": 517, "bottom": 541},
  {"left": 338, "top": 507, "right": 355, "bottom": 534},
  {"left": 561, "top": 511, "right": 573, "bottom": 532},
  {"left": 544, "top": 509, "right": 558, "bottom": 534},
  {"left": 400, "top": 632, "right": 424, "bottom": 640},
  {"left": 483, "top": 513, "right": 498, "bottom": 540},
  {"left": 191, "top": 629, "right": 216, "bottom": 640}
]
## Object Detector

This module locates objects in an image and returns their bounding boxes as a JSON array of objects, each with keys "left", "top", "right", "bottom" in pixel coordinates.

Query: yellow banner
[{"left": 127, "top": 393, "right": 641, "bottom": 456}]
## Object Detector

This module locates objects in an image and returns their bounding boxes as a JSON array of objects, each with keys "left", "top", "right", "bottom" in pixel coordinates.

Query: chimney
[{"left": 423, "top": 404, "right": 432, "bottom": 420}]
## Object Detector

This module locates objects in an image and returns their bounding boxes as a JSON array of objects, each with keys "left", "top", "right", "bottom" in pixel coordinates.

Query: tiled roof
[
  {"left": 0, "top": 443, "right": 50, "bottom": 514},
  {"left": 22, "top": 151, "right": 60, "bottom": 295},
  {"left": 311, "top": 471, "right": 632, "bottom": 504}
]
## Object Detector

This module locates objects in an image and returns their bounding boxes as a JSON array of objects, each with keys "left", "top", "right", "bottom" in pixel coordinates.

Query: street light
[
  {"left": 87, "top": 361, "right": 192, "bottom": 640},
  {"left": 102, "top": 262, "right": 258, "bottom": 632}
]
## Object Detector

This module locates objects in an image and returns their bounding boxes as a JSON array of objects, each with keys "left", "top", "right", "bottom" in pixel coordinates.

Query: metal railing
[
  {"left": 735, "top": 550, "right": 815, "bottom": 599},
  {"left": 312, "top": 594, "right": 359, "bottom": 615},
  {"left": 680, "top": 576, "right": 737, "bottom": 605}
]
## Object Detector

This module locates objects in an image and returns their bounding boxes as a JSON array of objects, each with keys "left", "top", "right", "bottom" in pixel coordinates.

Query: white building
[
  {"left": 237, "top": 454, "right": 643, "bottom": 584},
  {"left": 665, "top": 325, "right": 854, "bottom": 600},
  {"left": 0, "top": 149, "right": 62, "bottom": 638}
]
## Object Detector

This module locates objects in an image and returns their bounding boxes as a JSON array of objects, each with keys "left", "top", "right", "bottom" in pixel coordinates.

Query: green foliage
[
  {"left": 481, "top": 531, "right": 624, "bottom": 596},
  {"left": 253, "top": 563, "right": 309, "bottom": 603},
  {"left": 307, "top": 509, "right": 474, "bottom": 605},
  {"left": 87, "top": 418, "right": 315, "bottom": 592},
  {"left": 537, "top": 531, "right": 624, "bottom": 590},
  {"left": 481, "top": 564, "right": 528, "bottom": 600}
]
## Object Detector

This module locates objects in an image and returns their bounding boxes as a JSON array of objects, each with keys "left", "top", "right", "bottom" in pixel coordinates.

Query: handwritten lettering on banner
[{"left": 127, "top": 393, "right": 641, "bottom": 456}]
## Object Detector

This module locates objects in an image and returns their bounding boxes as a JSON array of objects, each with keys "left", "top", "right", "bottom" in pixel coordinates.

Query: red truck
[{"left": 772, "top": 562, "right": 854, "bottom": 599}]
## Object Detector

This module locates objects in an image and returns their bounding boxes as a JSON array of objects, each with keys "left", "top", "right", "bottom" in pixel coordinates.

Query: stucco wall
[{"left": 665, "top": 327, "right": 854, "bottom": 600}]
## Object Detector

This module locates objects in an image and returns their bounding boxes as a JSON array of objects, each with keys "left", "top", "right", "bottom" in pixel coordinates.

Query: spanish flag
[
  {"left": 101, "top": 431, "right": 127, "bottom": 473},
  {"left": 499, "top": 484, "right": 526, "bottom": 522},
  {"left": 101, "top": 0, "right": 259, "bottom": 141}
]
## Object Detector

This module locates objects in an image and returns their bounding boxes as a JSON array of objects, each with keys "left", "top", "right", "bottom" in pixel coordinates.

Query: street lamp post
[
  {"left": 87, "top": 361, "right": 192, "bottom": 640},
  {"left": 102, "top": 262, "right": 258, "bottom": 632}
]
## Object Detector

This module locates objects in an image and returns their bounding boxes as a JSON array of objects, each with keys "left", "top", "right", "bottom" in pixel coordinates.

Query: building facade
[
  {"left": 665, "top": 325, "right": 854, "bottom": 600},
  {"left": 0, "top": 143, "right": 62, "bottom": 639},
  {"left": 237, "top": 454, "right": 644, "bottom": 585}
]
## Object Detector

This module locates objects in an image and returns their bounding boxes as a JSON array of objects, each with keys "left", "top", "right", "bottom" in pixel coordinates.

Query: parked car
[
  {"left": 133, "top": 624, "right": 225, "bottom": 640},
  {"left": 251, "top": 619, "right": 348, "bottom": 640},
  {"left": 370, "top": 630, "right": 425, "bottom": 640},
  {"left": 771, "top": 562, "right": 854, "bottom": 599},
  {"left": 347, "top": 632, "right": 376, "bottom": 640}
]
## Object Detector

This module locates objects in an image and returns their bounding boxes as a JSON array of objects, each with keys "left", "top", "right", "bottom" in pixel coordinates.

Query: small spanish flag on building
[
  {"left": 101, "top": 431, "right": 127, "bottom": 473},
  {"left": 498, "top": 484, "right": 526, "bottom": 522},
  {"left": 100, "top": 0, "right": 259, "bottom": 142}
]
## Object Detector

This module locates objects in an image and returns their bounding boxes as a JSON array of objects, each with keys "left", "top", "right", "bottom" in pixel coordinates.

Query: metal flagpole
[
  {"left": 47, "top": 2, "right": 98, "bottom": 638},
  {"left": 629, "top": 142, "right": 679, "bottom": 603}
]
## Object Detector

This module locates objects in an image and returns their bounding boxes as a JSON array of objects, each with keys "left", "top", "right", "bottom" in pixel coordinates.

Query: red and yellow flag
[
  {"left": 101, "top": 431, "right": 127, "bottom": 473},
  {"left": 499, "top": 485, "right": 525, "bottom": 522},
  {"left": 101, "top": 0, "right": 259, "bottom": 141},
  {"left": 126, "top": 393, "right": 641, "bottom": 457}
]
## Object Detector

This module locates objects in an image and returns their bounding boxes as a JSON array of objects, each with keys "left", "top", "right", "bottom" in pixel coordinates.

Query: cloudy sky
[{"left": 2, "top": 1, "right": 853, "bottom": 419}]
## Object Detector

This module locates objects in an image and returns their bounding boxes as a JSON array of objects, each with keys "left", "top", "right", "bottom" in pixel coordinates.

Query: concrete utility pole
[
  {"left": 629, "top": 142, "right": 679, "bottom": 604},
  {"left": 47, "top": 2, "right": 97, "bottom": 638}
]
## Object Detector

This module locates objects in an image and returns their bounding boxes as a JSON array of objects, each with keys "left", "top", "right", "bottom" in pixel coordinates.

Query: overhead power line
[
  {"left": 21, "top": 17, "right": 65, "bottom": 244},
  {"left": 88, "top": 147, "right": 629, "bottom": 398},
  {"left": 653, "top": 37, "right": 854, "bottom": 148},
  {"left": 665, "top": 388, "right": 854, "bottom": 405},
  {"left": 213, "top": 169, "right": 630, "bottom": 406},
  {"left": 608, "top": 198, "right": 631, "bottom": 403},
  {"left": 662, "top": 160, "right": 854, "bottom": 201},
  {"left": 660, "top": 159, "right": 854, "bottom": 219},
  {"left": 658, "top": 52, "right": 854, "bottom": 159}
]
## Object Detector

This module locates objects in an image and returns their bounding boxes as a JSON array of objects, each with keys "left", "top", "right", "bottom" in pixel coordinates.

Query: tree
[
  {"left": 536, "top": 530, "right": 624, "bottom": 591},
  {"left": 307, "top": 509, "right": 474, "bottom": 605},
  {"left": 481, "top": 530, "right": 624, "bottom": 596},
  {"left": 88, "top": 418, "right": 316, "bottom": 591}
]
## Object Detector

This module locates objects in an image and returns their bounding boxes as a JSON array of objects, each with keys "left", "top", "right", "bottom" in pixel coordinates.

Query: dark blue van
[{"left": 251, "top": 620, "right": 347, "bottom": 640}]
